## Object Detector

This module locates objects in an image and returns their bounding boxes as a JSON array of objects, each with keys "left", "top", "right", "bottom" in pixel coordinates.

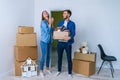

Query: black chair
[{"left": 97, "top": 44, "right": 117, "bottom": 78}]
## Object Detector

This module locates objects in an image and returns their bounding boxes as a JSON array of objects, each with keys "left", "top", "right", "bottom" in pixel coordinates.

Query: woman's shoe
[{"left": 40, "top": 71, "right": 44, "bottom": 78}]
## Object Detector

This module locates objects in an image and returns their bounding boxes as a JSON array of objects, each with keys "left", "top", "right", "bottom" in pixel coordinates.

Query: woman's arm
[{"left": 41, "top": 21, "right": 52, "bottom": 33}]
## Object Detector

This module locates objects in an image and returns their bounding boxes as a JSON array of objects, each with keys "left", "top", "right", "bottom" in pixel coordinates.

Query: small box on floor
[
  {"left": 74, "top": 52, "right": 96, "bottom": 62},
  {"left": 16, "top": 33, "right": 37, "bottom": 46},
  {"left": 14, "top": 46, "right": 38, "bottom": 62},
  {"left": 53, "top": 31, "right": 69, "bottom": 40},
  {"left": 73, "top": 59, "right": 96, "bottom": 76},
  {"left": 18, "top": 26, "right": 34, "bottom": 34}
]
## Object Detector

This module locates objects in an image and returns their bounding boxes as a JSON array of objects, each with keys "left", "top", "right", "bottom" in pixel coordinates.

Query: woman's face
[{"left": 42, "top": 11, "right": 49, "bottom": 20}]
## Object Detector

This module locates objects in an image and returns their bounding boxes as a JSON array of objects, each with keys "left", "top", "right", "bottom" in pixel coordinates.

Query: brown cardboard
[
  {"left": 15, "top": 60, "right": 36, "bottom": 76},
  {"left": 14, "top": 46, "right": 38, "bottom": 62},
  {"left": 16, "top": 33, "right": 37, "bottom": 46},
  {"left": 74, "top": 52, "right": 96, "bottom": 62},
  {"left": 18, "top": 26, "right": 34, "bottom": 34},
  {"left": 15, "top": 61, "right": 24, "bottom": 76},
  {"left": 73, "top": 59, "right": 96, "bottom": 76},
  {"left": 53, "top": 31, "right": 69, "bottom": 39}
]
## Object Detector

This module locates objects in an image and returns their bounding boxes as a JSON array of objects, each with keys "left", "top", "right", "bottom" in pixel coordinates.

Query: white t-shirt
[
  {"left": 59, "top": 20, "right": 68, "bottom": 42},
  {"left": 63, "top": 20, "right": 68, "bottom": 28}
]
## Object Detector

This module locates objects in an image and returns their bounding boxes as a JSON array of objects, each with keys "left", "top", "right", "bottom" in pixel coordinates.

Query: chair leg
[
  {"left": 109, "top": 61, "right": 114, "bottom": 78},
  {"left": 110, "top": 61, "right": 114, "bottom": 73},
  {"left": 97, "top": 61, "right": 105, "bottom": 74}
]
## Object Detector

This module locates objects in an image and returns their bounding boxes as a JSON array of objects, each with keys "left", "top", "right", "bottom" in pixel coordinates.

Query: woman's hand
[
  {"left": 48, "top": 18, "right": 54, "bottom": 27},
  {"left": 51, "top": 17, "right": 54, "bottom": 24}
]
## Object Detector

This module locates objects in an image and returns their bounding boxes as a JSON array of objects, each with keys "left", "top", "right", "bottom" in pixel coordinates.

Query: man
[{"left": 56, "top": 9, "right": 76, "bottom": 77}]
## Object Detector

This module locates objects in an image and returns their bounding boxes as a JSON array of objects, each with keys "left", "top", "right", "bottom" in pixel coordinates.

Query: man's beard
[{"left": 63, "top": 16, "right": 69, "bottom": 20}]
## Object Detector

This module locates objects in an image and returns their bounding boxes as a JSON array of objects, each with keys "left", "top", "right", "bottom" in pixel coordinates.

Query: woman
[{"left": 39, "top": 10, "right": 54, "bottom": 78}]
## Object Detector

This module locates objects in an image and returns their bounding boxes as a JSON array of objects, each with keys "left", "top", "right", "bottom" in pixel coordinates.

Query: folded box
[{"left": 74, "top": 52, "right": 96, "bottom": 62}]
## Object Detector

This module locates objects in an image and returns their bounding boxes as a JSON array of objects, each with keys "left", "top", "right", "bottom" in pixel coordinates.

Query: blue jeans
[
  {"left": 40, "top": 41, "right": 52, "bottom": 70},
  {"left": 57, "top": 42, "right": 72, "bottom": 74}
]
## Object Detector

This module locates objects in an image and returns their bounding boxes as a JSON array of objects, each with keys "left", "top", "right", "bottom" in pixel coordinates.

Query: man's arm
[
  {"left": 70, "top": 22, "right": 76, "bottom": 39},
  {"left": 64, "top": 22, "right": 76, "bottom": 41}
]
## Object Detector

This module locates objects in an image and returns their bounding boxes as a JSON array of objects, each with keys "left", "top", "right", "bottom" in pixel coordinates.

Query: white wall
[
  {"left": 0, "top": 0, "right": 34, "bottom": 78},
  {"left": 34, "top": 0, "right": 120, "bottom": 69}
]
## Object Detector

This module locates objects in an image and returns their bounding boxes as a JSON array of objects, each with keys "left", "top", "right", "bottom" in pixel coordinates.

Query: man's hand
[{"left": 63, "top": 36, "right": 71, "bottom": 41}]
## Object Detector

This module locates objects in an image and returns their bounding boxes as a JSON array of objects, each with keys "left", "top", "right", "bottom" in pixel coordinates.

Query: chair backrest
[{"left": 98, "top": 44, "right": 107, "bottom": 59}]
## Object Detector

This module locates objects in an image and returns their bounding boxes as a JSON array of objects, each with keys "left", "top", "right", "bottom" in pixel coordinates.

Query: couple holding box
[{"left": 39, "top": 9, "right": 76, "bottom": 78}]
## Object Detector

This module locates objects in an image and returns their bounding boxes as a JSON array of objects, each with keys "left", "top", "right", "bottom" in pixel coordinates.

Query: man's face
[{"left": 63, "top": 11, "right": 70, "bottom": 19}]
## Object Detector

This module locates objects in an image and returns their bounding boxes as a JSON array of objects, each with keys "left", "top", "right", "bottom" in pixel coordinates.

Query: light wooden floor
[{"left": 1, "top": 67, "right": 120, "bottom": 80}]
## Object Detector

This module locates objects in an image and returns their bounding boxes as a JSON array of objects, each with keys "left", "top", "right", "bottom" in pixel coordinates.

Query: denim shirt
[{"left": 40, "top": 20, "right": 53, "bottom": 44}]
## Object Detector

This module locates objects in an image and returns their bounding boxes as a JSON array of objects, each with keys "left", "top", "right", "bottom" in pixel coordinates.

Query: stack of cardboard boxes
[
  {"left": 73, "top": 52, "right": 96, "bottom": 76},
  {"left": 14, "top": 26, "right": 38, "bottom": 76}
]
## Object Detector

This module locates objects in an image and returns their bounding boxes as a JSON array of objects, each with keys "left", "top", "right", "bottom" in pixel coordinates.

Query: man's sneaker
[
  {"left": 68, "top": 74, "right": 73, "bottom": 79},
  {"left": 56, "top": 71, "right": 61, "bottom": 76},
  {"left": 40, "top": 72, "right": 44, "bottom": 78}
]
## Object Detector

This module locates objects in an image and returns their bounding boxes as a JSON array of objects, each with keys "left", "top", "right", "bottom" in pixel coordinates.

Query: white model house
[{"left": 21, "top": 57, "right": 38, "bottom": 77}]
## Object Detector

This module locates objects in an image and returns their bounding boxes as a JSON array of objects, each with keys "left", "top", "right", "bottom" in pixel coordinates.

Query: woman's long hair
[{"left": 41, "top": 10, "right": 49, "bottom": 20}]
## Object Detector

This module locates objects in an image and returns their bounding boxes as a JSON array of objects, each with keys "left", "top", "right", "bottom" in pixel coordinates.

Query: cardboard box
[
  {"left": 18, "top": 26, "right": 34, "bottom": 34},
  {"left": 73, "top": 59, "right": 96, "bottom": 76},
  {"left": 16, "top": 33, "right": 37, "bottom": 46},
  {"left": 15, "top": 60, "right": 36, "bottom": 76},
  {"left": 74, "top": 52, "right": 96, "bottom": 62},
  {"left": 53, "top": 31, "right": 69, "bottom": 40},
  {"left": 14, "top": 46, "right": 38, "bottom": 62},
  {"left": 15, "top": 61, "right": 24, "bottom": 76}
]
